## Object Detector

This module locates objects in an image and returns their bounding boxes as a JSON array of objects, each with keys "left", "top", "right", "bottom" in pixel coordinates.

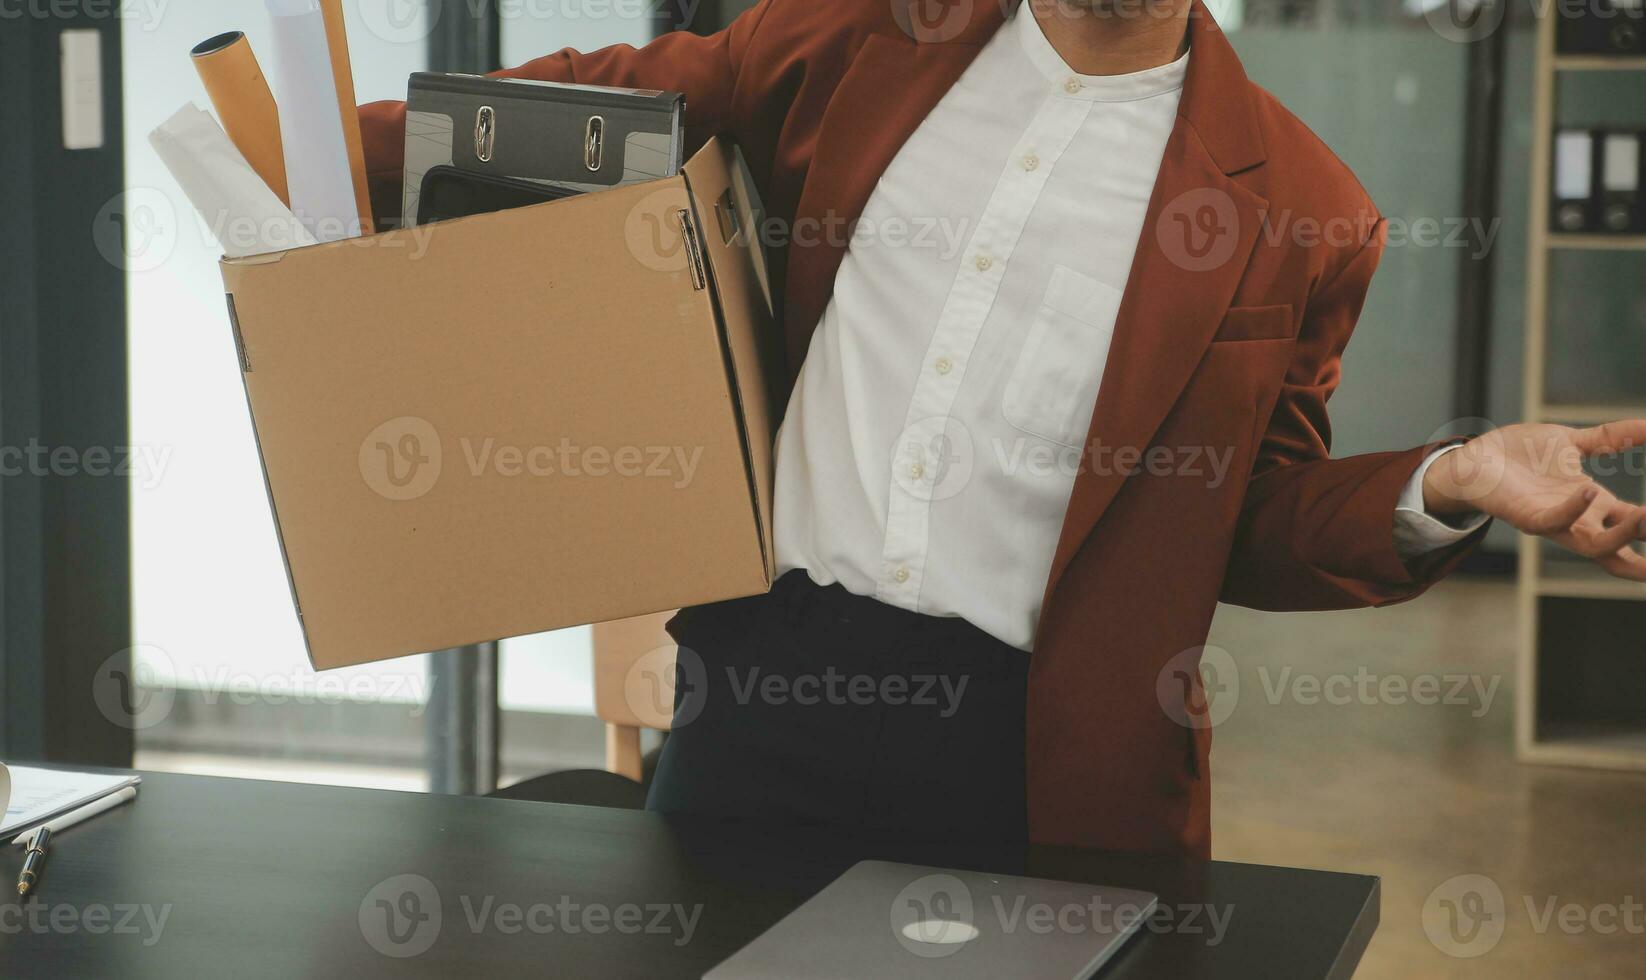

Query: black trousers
[{"left": 645, "top": 570, "right": 1029, "bottom": 842}]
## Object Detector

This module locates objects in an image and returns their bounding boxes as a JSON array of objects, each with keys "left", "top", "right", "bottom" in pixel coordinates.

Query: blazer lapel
[
  {"left": 1043, "top": 5, "right": 1270, "bottom": 594},
  {"left": 782, "top": 2, "right": 1008, "bottom": 378}
]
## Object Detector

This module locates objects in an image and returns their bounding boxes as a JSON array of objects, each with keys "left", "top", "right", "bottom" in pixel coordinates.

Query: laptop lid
[{"left": 706, "top": 860, "right": 1158, "bottom": 979}]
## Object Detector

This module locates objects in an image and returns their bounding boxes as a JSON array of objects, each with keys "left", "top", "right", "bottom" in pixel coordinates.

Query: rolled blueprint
[
  {"left": 190, "top": 31, "right": 288, "bottom": 206},
  {"left": 318, "top": 0, "right": 374, "bottom": 233},
  {"left": 265, "top": 0, "right": 359, "bottom": 241},
  {"left": 149, "top": 103, "right": 317, "bottom": 258}
]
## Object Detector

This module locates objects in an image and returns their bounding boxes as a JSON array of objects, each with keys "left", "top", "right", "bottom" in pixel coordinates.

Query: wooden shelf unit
[
  {"left": 1518, "top": 24, "right": 1646, "bottom": 771},
  {"left": 1553, "top": 55, "right": 1646, "bottom": 72},
  {"left": 1537, "top": 402, "right": 1646, "bottom": 423},
  {"left": 1547, "top": 232, "right": 1646, "bottom": 250},
  {"left": 1534, "top": 559, "right": 1646, "bottom": 600}
]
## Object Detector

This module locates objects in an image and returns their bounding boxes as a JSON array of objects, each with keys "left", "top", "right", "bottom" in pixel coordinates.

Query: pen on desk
[
  {"left": 12, "top": 785, "right": 139, "bottom": 897},
  {"left": 17, "top": 826, "right": 50, "bottom": 897}
]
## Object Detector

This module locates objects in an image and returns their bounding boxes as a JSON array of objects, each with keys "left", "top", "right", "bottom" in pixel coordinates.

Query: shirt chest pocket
[{"left": 1001, "top": 265, "right": 1124, "bottom": 449}]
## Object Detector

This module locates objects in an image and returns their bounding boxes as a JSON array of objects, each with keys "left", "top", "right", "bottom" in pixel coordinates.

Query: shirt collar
[{"left": 1014, "top": 4, "right": 1190, "bottom": 102}]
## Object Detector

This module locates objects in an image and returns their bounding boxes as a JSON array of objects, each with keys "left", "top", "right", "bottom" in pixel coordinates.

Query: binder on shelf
[
  {"left": 1599, "top": 131, "right": 1643, "bottom": 234},
  {"left": 1552, "top": 129, "right": 1597, "bottom": 233},
  {"left": 1555, "top": 0, "right": 1644, "bottom": 55},
  {"left": 1523, "top": 0, "right": 1646, "bottom": 777}
]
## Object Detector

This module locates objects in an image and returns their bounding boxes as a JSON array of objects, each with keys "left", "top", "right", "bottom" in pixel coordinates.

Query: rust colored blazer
[{"left": 359, "top": 0, "right": 1482, "bottom": 859}]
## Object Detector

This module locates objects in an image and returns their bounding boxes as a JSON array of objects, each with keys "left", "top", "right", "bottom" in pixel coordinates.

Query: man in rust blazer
[{"left": 359, "top": 0, "right": 1646, "bottom": 859}]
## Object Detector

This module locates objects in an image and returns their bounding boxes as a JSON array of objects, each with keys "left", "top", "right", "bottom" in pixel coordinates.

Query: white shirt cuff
[{"left": 1393, "top": 443, "right": 1490, "bottom": 560}]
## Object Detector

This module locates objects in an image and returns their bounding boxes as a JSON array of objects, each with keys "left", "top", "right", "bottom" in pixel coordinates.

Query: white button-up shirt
[{"left": 773, "top": 6, "right": 1480, "bottom": 651}]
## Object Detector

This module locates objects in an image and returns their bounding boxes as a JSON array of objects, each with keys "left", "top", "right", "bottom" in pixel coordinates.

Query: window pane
[
  {"left": 126, "top": 3, "right": 431, "bottom": 783},
  {"left": 1227, "top": 8, "right": 1468, "bottom": 456},
  {"left": 500, "top": 2, "right": 656, "bottom": 69}
]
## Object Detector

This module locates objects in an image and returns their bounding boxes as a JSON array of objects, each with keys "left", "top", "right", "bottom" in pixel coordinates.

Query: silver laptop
[{"left": 705, "top": 860, "right": 1158, "bottom": 979}]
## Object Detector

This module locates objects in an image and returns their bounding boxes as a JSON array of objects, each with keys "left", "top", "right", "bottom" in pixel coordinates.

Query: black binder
[
  {"left": 1599, "top": 131, "right": 1643, "bottom": 234},
  {"left": 1552, "top": 129, "right": 1598, "bottom": 233},
  {"left": 401, "top": 73, "right": 684, "bottom": 228},
  {"left": 415, "top": 166, "right": 582, "bottom": 226}
]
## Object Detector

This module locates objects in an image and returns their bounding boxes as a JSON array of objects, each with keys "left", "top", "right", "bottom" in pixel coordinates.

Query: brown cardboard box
[{"left": 219, "top": 138, "right": 779, "bottom": 669}]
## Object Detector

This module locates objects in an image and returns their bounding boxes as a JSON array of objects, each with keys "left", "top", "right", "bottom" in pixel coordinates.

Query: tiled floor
[{"left": 1206, "top": 577, "right": 1646, "bottom": 978}]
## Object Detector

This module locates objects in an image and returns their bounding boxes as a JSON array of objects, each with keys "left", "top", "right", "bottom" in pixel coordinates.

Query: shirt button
[
  {"left": 974, "top": 254, "right": 992, "bottom": 272},
  {"left": 934, "top": 356, "right": 953, "bottom": 375},
  {"left": 1022, "top": 154, "right": 1039, "bottom": 171},
  {"left": 1064, "top": 78, "right": 1082, "bottom": 94},
  {"left": 893, "top": 566, "right": 911, "bottom": 584}
]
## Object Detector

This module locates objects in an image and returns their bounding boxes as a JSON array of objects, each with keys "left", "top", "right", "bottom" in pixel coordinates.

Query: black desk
[{"left": 0, "top": 772, "right": 1376, "bottom": 978}]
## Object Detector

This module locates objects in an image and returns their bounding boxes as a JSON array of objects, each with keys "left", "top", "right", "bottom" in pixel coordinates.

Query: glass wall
[
  {"left": 124, "top": 2, "right": 656, "bottom": 790},
  {"left": 125, "top": 1, "right": 661, "bottom": 790},
  {"left": 125, "top": 2, "right": 431, "bottom": 786},
  {"left": 1224, "top": 1, "right": 1471, "bottom": 457},
  {"left": 499, "top": 0, "right": 656, "bottom": 67}
]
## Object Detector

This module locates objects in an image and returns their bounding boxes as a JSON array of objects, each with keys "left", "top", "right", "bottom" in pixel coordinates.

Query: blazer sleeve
[
  {"left": 358, "top": 1, "right": 774, "bottom": 227},
  {"left": 1218, "top": 219, "right": 1487, "bottom": 611}
]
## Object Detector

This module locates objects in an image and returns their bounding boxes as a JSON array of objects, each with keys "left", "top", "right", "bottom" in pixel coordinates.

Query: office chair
[{"left": 488, "top": 611, "right": 676, "bottom": 809}]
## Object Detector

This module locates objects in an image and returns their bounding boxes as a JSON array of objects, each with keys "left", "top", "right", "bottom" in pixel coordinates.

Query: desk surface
[{"left": 0, "top": 772, "right": 1376, "bottom": 979}]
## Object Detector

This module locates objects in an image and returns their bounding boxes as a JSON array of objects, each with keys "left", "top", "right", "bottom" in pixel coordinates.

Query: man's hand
[{"left": 1423, "top": 421, "right": 1646, "bottom": 581}]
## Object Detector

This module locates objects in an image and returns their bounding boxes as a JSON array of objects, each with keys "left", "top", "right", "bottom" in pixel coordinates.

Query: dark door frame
[
  {"left": 423, "top": 0, "right": 505, "bottom": 795},
  {"left": 0, "top": 6, "right": 133, "bottom": 766}
]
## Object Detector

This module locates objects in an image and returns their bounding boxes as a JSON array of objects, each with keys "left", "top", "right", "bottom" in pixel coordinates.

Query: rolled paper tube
[
  {"left": 191, "top": 30, "right": 288, "bottom": 206},
  {"left": 319, "top": 0, "right": 374, "bottom": 234}
]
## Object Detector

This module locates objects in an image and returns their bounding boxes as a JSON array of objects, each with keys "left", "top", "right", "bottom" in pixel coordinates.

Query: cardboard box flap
[
  {"left": 680, "top": 140, "right": 782, "bottom": 581},
  {"left": 219, "top": 170, "right": 769, "bottom": 668}
]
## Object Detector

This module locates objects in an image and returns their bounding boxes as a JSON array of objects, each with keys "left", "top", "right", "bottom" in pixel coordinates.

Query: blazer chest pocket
[
  {"left": 1212, "top": 304, "right": 1294, "bottom": 343},
  {"left": 1002, "top": 265, "right": 1123, "bottom": 448}
]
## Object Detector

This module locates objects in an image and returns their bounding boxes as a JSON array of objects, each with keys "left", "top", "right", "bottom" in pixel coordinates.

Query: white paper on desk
[
  {"left": 149, "top": 103, "right": 317, "bottom": 258},
  {"left": 1, "top": 766, "right": 139, "bottom": 840},
  {"left": 267, "top": 0, "right": 360, "bottom": 242}
]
